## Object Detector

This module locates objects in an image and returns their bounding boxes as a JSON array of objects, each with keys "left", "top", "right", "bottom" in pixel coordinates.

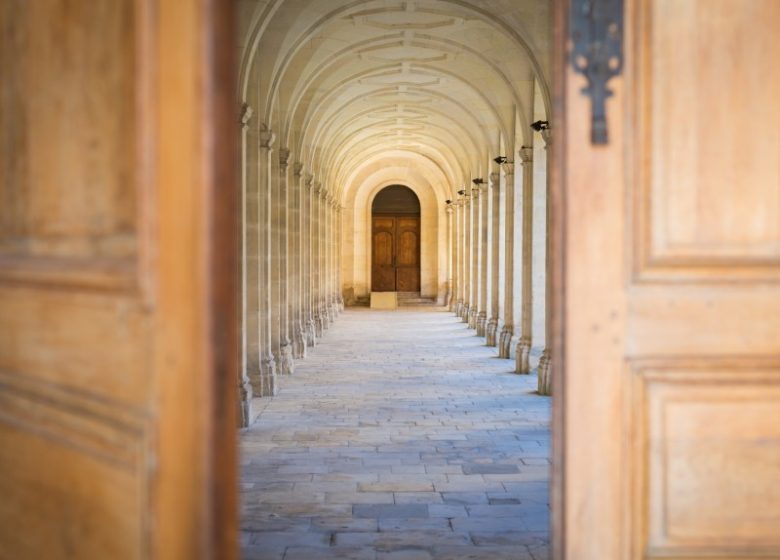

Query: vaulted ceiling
[{"left": 238, "top": 0, "right": 551, "bottom": 203}]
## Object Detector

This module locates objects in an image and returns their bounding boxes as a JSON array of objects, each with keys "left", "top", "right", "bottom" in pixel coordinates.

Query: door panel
[
  {"left": 372, "top": 217, "right": 396, "bottom": 291},
  {"left": 395, "top": 217, "right": 420, "bottom": 292},
  {"left": 0, "top": 1, "right": 237, "bottom": 559},
  {"left": 560, "top": 1, "right": 780, "bottom": 558}
]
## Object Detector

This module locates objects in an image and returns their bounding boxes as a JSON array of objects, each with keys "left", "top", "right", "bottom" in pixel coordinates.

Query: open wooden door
[
  {"left": 0, "top": 1, "right": 237, "bottom": 559},
  {"left": 556, "top": 1, "right": 780, "bottom": 558}
]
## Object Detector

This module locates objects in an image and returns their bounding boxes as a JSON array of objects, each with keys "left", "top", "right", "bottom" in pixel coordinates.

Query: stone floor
[{"left": 240, "top": 307, "right": 551, "bottom": 560}]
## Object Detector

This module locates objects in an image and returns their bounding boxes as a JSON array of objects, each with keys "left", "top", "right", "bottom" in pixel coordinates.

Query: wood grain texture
[
  {"left": 0, "top": 0, "right": 237, "bottom": 558},
  {"left": 561, "top": 1, "right": 780, "bottom": 558}
]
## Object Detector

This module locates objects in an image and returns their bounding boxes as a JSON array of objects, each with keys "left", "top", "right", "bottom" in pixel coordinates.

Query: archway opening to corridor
[{"left": 371, "top": 185, "right": 421, "bottom": 293}]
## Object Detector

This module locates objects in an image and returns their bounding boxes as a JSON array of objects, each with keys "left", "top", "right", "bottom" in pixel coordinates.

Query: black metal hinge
[{"left": 570, "top": 0, "right": 624, "bottom": 145}]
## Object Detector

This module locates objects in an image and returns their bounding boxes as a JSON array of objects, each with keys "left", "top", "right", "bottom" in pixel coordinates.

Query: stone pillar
[
  {"left": 461, "top": 195, "right": 471, "bottom": 322},
  {"left": 468, "top": 187, "right": 480, "bottom": 329},
  {"left": 238, "top": 104, "right": 255, "bottom": 424},
  {"left": 291, "top": 162, "right": 306, "bottom": 359},
  {"left": 320, "top": 190, "right": 331, "bottom": 330},
  {"left": 312, "top": 182, "right": 323, "bottom": 337},
  {"left": 498, "top": 162, "right": 515, "bottom": 358},
  {"left": 337, "top": 204, "right": 345, "bottom": 311},
  {"left": 304, "top": 175, "right": 317, "bottom": 346},
  {"left": 257, "top": 126, "right": 278, "bottom": 393},
  {"left": 476, "top": 179, "right": 489, "bottom": 337},
  {"left": 446, "top": 204, "right": 454, "bottom": 309},
  {"left": 275, "top": 148, "right": 294, "bottom": 375},
  {"left": 486, "top": 171, "right": 501, "bottom": 347},
  {"left": 538, "top": 129, "right": 553, "bottom": 395},
  {"left": 328, "top": 196, "right": 338, "bottom": 319},
  {"left": 516, "top": 147, "right": 534, "bottom": 374}
]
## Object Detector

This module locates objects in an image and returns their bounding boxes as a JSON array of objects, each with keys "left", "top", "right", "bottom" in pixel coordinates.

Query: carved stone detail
[
  {"left": 515, "top": 336, "right": 532, "bottom": 374},
  {"left": 498, "top": 324, "right": 514, "bottom": 359},
  {"left": 537, "top": 348, "right": 552, "bottom": 395}
]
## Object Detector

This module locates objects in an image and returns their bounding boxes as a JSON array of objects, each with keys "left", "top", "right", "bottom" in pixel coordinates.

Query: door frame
[{"left": 550, "top": 1, "right": 569, "bottom": 558}]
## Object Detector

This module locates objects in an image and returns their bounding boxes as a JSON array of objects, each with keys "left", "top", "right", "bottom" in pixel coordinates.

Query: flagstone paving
[{"left": 240, "top": 307, "right": 551, "bottom": 560}]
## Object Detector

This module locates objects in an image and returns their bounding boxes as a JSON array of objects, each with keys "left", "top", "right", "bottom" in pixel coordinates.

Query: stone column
[
  {"left": 469, "top": 187, "right": 480, "bottom": 329},
  {"left": 337, "top": 205, "right": 345, "bottom": 311},
  {"left": 476, "top": 180, "right": 489, "bottom": 337},
  {"left": 238, "top": 104, "right": 255, "bottom": 424},
  {"left": 486, "top": 171, "right": 501, "bottom": 346},
  {"left": 455, "top": 199, "right": 465, "bottom": 316},
  {"left": 257, "top": 126, "right": 278, "bottom": 393},
  {"left": 320, "top": 190, "right": 331, "bottom": 329},
  {"left": 538, "top": 129, "right": 553, "bottom": 395},
  {"left": 275, "top": 148, "right": 294, "bottom": 375},
  {"left": 312, "top": 182, "right": 323, "bottom": 337},
  {"left": 516, "top": 147, "right": 534, "bottom": 373},
  {"left": 291, "top": 162, "right": 306, "bottom": 359},
  {"left": 304, "top": 175, "right": 316, "bottom": 346},
  {"left": 446, "top": 204, "right": 455, "bottom": 309},
  {"left": 328, "top": 196, "right": 338, "bottom": 319},
  {"left": 460, "top": 196, "right": 471, "bottom": 322},
  {"left": 498, "top": 162, "right": 515, "bottom": 358}
]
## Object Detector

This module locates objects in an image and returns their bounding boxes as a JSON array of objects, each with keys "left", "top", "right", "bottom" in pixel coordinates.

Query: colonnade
[
  {"left": 238, "top": 105, "right": 343, "bottom": 425},
  {"left": 450, "top": 131, "right": 552, "bottom": 397}
]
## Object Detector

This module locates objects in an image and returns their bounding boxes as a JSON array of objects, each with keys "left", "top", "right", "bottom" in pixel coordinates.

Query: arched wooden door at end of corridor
[{"left": 370, "top": 185, "right": 421, "bottom": 293}]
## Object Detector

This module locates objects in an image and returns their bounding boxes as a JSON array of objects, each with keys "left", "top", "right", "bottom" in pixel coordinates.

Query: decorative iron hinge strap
[{"left": 570, "top": 0, "right": 624, "bottom": 145}]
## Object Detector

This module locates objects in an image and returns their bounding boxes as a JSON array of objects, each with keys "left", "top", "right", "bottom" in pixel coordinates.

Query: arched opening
[{"left": 370, "top": 185, "right": 421, "bottom": 292}]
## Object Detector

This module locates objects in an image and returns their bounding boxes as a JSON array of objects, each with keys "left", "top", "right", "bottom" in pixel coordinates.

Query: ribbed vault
[{"left": 238, "top": 0, "right": 551, "bottom": 203}]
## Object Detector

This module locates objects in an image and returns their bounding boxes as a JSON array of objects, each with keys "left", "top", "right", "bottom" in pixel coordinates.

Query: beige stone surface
[{"left": 370, "top": 292, "right": 397, "bottom": 310}]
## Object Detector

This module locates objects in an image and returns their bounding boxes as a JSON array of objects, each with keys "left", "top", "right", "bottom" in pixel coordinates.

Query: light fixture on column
[
  {"left": 530, "top": 120, "right": 549, "bottom": 132},
  {"left": 446, "top": 199, "right": 452, "bottom": 205},
  {"left": 457, "top": 189, "right": 466, "bottom": 196},
  {"left": 493, "top": 156, "right": 508, "bottom": 164},
  {"left": 472, "top": 178, "right": 485, "bottom": 186}
]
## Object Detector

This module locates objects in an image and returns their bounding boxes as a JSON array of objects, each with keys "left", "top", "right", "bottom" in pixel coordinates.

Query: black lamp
[
  {"left": 530, "top": 120, "right": 549, "bottom": 132},
  {"left": 493, "top": 156, "right": 508, "bottom": 164},
  {"left": 472, "top": 178, "right": 485, "bottom": 185}
]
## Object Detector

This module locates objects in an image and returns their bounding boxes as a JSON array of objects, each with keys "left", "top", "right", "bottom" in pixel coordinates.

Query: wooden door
[
  {"left": 372, "top": 216, "right": 396, "bottom": 291},
  {"left": 0, "top": 2, "right": 237, "bottom": 559},
  {"left": 371, "top": 216, "right": 420, "bottom": 292},
  {"left": 395, "top": 216, "right": 421, "bottom": 292},
  {"left": 557, "top": 1, "right": 780, "bottom": 558}
]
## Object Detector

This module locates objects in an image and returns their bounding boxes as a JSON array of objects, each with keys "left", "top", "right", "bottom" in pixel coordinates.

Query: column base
[
  {"left": 498, "top": 325, "right": 514, "bottom": 358},
  {"left": 237, "top": 375, "right": 253, "bottom": 428},
  {"left": 453, "top": 300, "right": 463, "bottom": 316},
  {"left": 515, "top": 336, "right": 532, "bottom": 374},
  {"left": 256, "top": 353, "right": 278, "bottom": 397},
  {"left": 314, "top": 311, "right": 324, "bottom": 338},
  {"left": 537, "top": 348, "right": 552, "bottom": 395},
  {"left": 468, "top": 308, "right": 478, "bottom": 329},
  {"left": 307, "top": 317, "right": 317, "bottom": 347},
  {"left": 279, "top": 340, "right": 295, "bottom": 375},
  {"left": 485, "top": 317, "right": 499, "bottom": 347},
  {"left": 292, "top": 322, "right": 307, "bottom": 359},
  {"left": 476, "top": 311, "right": 487, "bottom": 336},
  {"left": 320, "top": 303, "right": 331, "bottom": 330},
  {"left": 459, "top": 303, "right": 469, "bottom": 322}
]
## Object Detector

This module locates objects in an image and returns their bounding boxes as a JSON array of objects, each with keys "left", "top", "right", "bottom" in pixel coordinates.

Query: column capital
[
  {"left": 259, "top": 125, "right": 276, "bottom": 149},
  {"left": 313, "top": 181, "right": 322, "bottom": 195},
  {"left": 279, "top": 148, "right": 290, "bottom": 167},
  {"left": 501, "top": 162, "right": 515, "bottom": 175},
  {"left": 489, "top": 172, "right": 500, "bottom": 187},
  {"left": 239, "top": 103, "right": 253, "bottom": 129},
  {"left": 518, "top": 146, "right": 533, "bottom": 165},
  {"left": 305, "top": 173, "right": 314, "bottom": 188},
  {"left": 446, "top": 205, "right": 454, "bottom": 214},
  {"left": 293, "top": 162, "right": 304, "bottom": 177}
]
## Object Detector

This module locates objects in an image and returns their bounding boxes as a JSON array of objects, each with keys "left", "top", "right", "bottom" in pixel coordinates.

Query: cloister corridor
[{"left": 240, "top": 308, "right": 551, "bottom": 560}]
